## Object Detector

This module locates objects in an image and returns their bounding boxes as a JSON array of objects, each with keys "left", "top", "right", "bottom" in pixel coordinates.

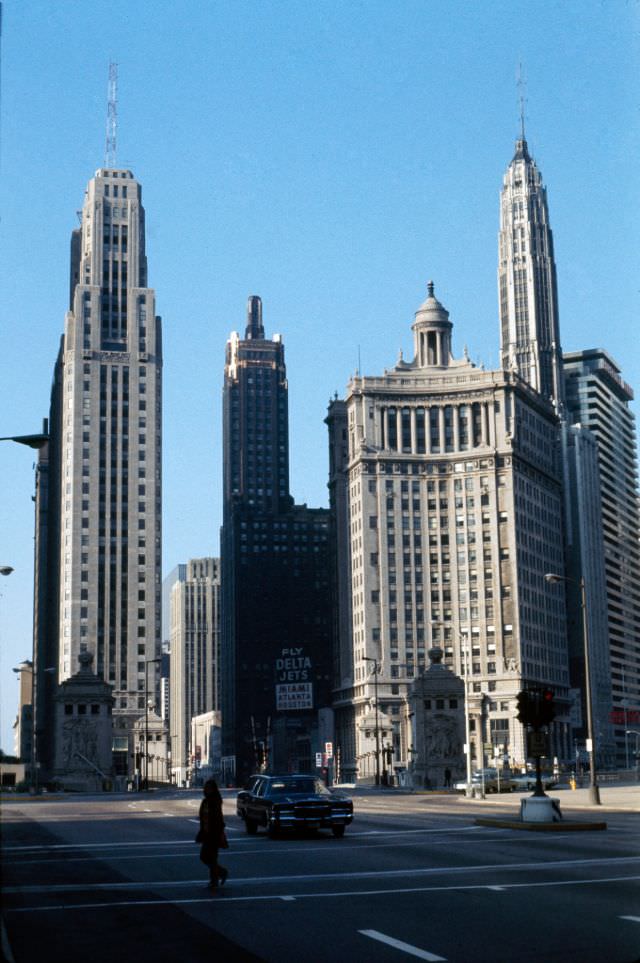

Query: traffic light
[
  {"left": 538, "top": 688, "right": 556, "bottom": 727},
  {"left": 517, "top": 687, "right": 556, "bottom": 729},
  {"left": 516, "top": 690, "right": 532, "bottom": 725}
]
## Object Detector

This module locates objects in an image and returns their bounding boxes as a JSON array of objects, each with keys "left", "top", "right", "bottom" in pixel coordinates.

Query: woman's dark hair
[{"left": 203, "top": 779, "right": 221, "bottom": 799}]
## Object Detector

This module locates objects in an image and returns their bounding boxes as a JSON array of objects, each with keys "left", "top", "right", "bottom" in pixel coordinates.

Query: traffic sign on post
[
  {"left": 315, "top": 752, "right": 323, "bottom": 767},
  {"left": 325, "top": 742, "right": 333, "bottom": 758}
]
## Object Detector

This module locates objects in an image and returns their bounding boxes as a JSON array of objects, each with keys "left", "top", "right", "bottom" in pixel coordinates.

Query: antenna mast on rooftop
[
  {"left": 105, "top": 61, "right": 118, "bottom": 168},
  {"left": 517, "top": 61, "right": 527, "bottom": 140}
]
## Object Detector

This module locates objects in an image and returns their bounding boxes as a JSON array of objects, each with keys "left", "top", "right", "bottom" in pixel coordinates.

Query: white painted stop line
[{"left": 359, "top": 929, "right": 446, "bottom": 961}]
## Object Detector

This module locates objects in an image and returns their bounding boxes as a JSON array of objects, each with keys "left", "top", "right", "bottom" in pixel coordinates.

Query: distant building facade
[
  {"left": 190, "top": 709, "right": 222, "bottom": 786},
  {"left": 12, "top": 660, "right": 33, "bottom": 764},
  {"left": 169, "top": 558, "right": 221, "bottom": 785},
  {"left": 327, "top": 282, "right": 571, "bottom": 783},
  {"left": 221, "top": 297, "right": 332, "bottom": 782}
]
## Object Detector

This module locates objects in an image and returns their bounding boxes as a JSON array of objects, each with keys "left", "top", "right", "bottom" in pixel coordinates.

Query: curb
[{"left": 474, "top": 816, "right": 607, "bottom": 832}]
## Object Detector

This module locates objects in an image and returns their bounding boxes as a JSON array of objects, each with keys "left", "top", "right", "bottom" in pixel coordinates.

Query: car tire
[
  {"left": 332, "top": 825, "right": 346, "bottom": 839},
  {"left": 267, "top": 823, "right": 279, "bottom": 839},
  {"left": 245, "top": 818, "right": 258, "bottom": 835}
]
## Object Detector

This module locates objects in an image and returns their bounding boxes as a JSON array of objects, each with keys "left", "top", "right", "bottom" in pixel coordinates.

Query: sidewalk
[
  {"left": 432, "top": 783, "right": 638, "bottom": 813},
  {"left": 342, "top": 781, "right": 638, "bottom": 813}
]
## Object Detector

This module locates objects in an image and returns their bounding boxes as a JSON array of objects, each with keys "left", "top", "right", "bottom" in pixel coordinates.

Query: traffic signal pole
[{"left": 517, "top": 686, "right": 556, "bottom": 798}]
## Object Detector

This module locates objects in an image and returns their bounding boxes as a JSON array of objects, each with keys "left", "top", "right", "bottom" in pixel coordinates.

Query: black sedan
[{"left": 236, "top": 774, "right": 354, "bottom": 838}]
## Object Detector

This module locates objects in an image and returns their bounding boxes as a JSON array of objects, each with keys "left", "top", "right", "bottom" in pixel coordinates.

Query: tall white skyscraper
[
  {"left": 498, "top": 135, "right": 564, "bottom": 410},
  {"left": 57, "top": 168, "right": 162, "bottom": 762}
]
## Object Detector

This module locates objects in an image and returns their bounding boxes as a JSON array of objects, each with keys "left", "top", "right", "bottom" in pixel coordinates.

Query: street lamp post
[
  {"left": 545, "top": 572, "right": 600, "bottom": 805},
  {"left": 143, "top": 658, "right": 162, "bottom": 790},
  {"left": 626, "top": 730, "right": 640, "bottom": 780},
  {"left": 3, "top": 425, "right": 50, "bottom": 791},
  {"left": 460, "top": 632, "right": 474, "bottom": 798},
  {"left": 363, "top": 656, "right": 381, "bottom": 786}
]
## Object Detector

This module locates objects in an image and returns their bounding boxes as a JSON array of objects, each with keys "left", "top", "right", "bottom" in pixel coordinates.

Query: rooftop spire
[
  {"left": 245, "top": 295, "right": 264, "bottom": 340},
  {"left": 517, "top": 61, "right": 527, "bottom": 141},
  {"left": 105, "top": 61, "right": 118, "bottom": 168}
]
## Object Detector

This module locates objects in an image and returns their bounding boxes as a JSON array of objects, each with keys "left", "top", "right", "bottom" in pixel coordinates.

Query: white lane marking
[
  {"left": 620, "top": 916, "right": 640, "bottom": 923},
  {"left": 5, "top": 856, "right": 639, "bottom": 895},
  {"left": 7, "top": 875, "right": 639, "bottom": 914},
  {"left": 280, "top": 896, "right": 296, "bottom": 901},
  {"left": 487, "top": 886, "right": 505, "bottom": 891},
  {"left": 2, "top": 839, "right": 196, "bottom": 853},
  {"left": 359, "top": 929, "right": 446, "bottom": 961},
  {"left": 0, "top": 825, "right": 492, "bottom": 854}
]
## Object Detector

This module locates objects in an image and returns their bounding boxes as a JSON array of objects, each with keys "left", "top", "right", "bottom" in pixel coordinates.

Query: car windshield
[{"left": 269, "top": 778, "right": 329, "bottom": 795}]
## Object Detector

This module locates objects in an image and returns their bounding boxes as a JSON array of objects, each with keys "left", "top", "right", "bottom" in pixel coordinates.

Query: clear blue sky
[{"left": 1, "top": 0, "right": 638, "bottom": 753}]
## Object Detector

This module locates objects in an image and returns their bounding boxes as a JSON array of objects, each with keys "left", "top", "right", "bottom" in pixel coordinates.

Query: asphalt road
[{"left": 2, "top": 789, "right": 639, "bottom": 963}]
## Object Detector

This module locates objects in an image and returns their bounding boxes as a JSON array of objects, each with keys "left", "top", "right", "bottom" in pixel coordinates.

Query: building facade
[
  {"left": 221, "top": 297, "right": 332, "bottom": 782},
  {"left": 327, "top": 283, "right": 571, "bottom": 783},
  {"left": 54, "top": 167, "right": 162, "bottom": 776},
  {"left": 169, "top": 557, "right": 221, "bottom": 785},
  {"left": 563, "top": 350, "right": 640, "bottom": 767},
  {"left": 12, "top": 660, "right": 33, "bottom": 764}
]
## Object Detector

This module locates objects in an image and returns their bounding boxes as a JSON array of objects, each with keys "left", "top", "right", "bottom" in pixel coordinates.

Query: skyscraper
[
  {"left": 222, "top": 295, "right": 291, "bottom": 514},
  {"left": 499, "top": 131, "right": 614, "bottom": 770},
  {"left": 564, "top": 350, "right": 640, "bottom": 767},
  {"left": 56, "top": 167, "right": 162, "bottom": 774},
  {"left": 498, "top": 135, "right": 564, "bottom": 410},
  {"left": 327, "top": 283, "right": 570, "bottom": 784},
  {"left": 221, "top": 297, "right": 332, "bottom": 782},
  {"left": 169, "top": 558, "right": 221, "bottom": 785}
]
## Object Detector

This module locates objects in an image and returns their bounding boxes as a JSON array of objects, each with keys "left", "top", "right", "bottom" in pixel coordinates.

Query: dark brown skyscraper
[{"left": 221, "top": 297, "right": 332, "bottom": 782}]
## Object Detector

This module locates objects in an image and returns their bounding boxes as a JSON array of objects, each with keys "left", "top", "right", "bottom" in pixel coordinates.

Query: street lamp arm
[{"left": 0, "top": 433, "right": 49, "bottom": 450}]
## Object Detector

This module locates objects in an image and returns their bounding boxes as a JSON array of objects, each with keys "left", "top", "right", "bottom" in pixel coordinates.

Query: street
[{"left": 2, "top": 788, "right": 639, "bottom": 963}]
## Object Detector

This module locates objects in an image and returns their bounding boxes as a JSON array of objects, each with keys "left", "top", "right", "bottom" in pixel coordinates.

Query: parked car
[
  {"left": 454, "top": 768, "right": 514, "bottom": 794},
  {"left": 236, "top": 774, "right": 354, "bottom": 838},
  {"left": 511, "top": 772, "right": 558, "bottom": 791}
]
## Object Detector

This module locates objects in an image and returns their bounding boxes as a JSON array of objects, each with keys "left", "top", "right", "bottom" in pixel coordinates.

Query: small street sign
[
  {"left": 315, "top": 752, "right": 323, "bottom": 767},
  {"left": 325, "top": 742, "right": 333, "bottom": 758}
]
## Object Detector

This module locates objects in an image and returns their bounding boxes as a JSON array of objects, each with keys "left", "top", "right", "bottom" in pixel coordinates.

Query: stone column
[{"left": 453, "top": 405, "right": 460, "bottom": 452}]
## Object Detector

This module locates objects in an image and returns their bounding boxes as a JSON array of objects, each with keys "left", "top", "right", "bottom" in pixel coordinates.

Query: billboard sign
[{"left": 276, "top": 682, "right": 313, "bottom": 710}]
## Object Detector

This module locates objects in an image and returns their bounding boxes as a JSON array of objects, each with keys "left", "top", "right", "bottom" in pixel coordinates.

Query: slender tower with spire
[
  {"left": 51, "top": 74, "right": 163, "bottom": 773},
  {"left": 498, "top": 105, "right": 564, "bottom": 410}
]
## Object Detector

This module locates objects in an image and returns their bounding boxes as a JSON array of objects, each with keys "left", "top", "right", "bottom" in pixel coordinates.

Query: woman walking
[{"left": 198, "top": 779, "right": 229, "bottom": 889}]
